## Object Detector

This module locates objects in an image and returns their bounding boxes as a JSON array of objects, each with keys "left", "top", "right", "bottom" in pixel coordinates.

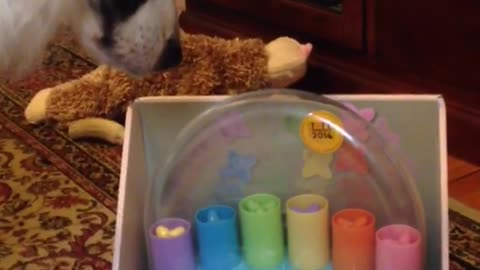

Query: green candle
[{"left": 239, "top": 193, "right": 284, "bottom": 269}]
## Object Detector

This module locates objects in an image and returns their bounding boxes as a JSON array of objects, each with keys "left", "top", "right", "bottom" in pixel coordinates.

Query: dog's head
[{"left": 74, "top": 0, "right": 182, "bottom": 75}]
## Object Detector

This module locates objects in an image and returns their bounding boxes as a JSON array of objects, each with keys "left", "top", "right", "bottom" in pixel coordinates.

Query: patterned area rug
[
  {"left": 0, "top": 28, "right": 478, "bottom": 269},
  {"left": 450, "top": 199, "right": 480, "bottom": 269},
  {"left": 0, "top": 33, "right": 121, "bottom": 269}
]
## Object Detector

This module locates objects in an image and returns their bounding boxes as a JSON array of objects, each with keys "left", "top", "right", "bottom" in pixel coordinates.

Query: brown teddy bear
[{"left": 24, "top": 31, "right": 312, "bottom": 145}]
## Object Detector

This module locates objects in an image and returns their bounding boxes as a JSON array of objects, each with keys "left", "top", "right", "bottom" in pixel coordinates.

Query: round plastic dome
[{"left": 144, "top": 89, "right": 426, "bottom": 270}]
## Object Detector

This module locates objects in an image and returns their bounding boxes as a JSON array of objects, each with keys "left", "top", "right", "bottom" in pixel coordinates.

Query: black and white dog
[{"left": 0, "top": 0, "right": 183, "bottom": 77}]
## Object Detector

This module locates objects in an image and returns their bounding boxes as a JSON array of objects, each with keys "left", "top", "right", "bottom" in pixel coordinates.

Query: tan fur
[{"left": 46, "top": 33, "right": 269, "bottom": 124}]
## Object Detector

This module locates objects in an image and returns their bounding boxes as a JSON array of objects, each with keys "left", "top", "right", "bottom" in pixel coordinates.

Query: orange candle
[{"left": 332, "top": 208, "right": 376, "bottom": 270}]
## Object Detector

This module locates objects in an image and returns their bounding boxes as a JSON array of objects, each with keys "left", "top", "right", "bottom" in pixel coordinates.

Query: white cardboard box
[{"left": 112, "top": 94, "right": 449, "bottom": 270}]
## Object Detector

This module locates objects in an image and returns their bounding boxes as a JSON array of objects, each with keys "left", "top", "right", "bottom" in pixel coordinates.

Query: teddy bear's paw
[
  {"left": 24, "top": 88, "right": 53, "bottom": 124},
  {"left": 265, "top": 37, "right": 313, "bottom": 87},
  {"left": 68, "top": 118, "right": 125, "bottom": 145}
]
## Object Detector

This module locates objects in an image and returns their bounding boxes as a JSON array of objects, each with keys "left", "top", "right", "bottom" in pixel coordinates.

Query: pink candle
[{"left": 376, "top": 224, "right": 423, "bottom": 270}]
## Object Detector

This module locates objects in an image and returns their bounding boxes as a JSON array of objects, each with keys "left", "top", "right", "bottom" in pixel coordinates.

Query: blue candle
[{"left": 195, "top": 205, "right": 241, "bottom": 270}]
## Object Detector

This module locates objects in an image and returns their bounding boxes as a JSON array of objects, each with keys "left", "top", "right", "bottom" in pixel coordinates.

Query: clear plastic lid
[{"left": 145, "top": 89, "right": 426, "bottom": 270}]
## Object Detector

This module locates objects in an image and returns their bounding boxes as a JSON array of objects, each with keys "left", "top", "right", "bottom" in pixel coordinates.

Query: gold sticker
[{"left": 300, "top": 110, "right": 344, "bottom": 154}]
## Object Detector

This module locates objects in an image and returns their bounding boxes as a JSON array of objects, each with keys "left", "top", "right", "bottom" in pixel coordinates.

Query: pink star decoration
[
  {"left": 218, "top": 112, "right": 251, "bottom": 142},
  {"left": 341, "top": 102, "right": 376, "bottom": 142}
]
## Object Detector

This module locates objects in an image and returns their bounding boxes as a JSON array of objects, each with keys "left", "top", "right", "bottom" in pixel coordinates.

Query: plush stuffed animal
[{"left": 24, "top": 32, "right": 312, "bottom": 145}]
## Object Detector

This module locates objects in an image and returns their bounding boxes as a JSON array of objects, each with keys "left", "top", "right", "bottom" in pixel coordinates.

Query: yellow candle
[{"left": 286, "top": 194, "right": 330, "bottom": 270}]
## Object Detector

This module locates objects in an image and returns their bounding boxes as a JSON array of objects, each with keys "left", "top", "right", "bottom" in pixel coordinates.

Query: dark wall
[{"left": 374, "top": 0, "right": 480, "bottom": 92}]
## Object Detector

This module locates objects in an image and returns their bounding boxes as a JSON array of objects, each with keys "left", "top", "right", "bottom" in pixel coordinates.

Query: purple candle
[{"left": 148, "top": 218, "right": 196, "bottom": 270}]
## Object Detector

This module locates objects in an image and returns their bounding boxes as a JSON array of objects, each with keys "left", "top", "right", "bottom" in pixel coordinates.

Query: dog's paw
[{"left": 24, "top": 88, "right": 53, "bottom": 124}]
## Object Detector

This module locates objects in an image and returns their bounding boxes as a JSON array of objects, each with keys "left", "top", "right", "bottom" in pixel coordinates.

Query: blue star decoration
[{"left": 219, "top": 150, "right": 257, "bottom": 183}]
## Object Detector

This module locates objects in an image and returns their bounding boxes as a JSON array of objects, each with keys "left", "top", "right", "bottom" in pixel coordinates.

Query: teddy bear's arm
[
  {"left": 177, "top": 33, "right": 270, "bottom": 94},
  {"left": 25, "top": 65, "right": 109, "bottom": 124},
  {"left": 25, "top": 65, "right": 144, "bottom": 125},
  {"left": 179, "top": 33, "right": 313, "bottom": 93}
]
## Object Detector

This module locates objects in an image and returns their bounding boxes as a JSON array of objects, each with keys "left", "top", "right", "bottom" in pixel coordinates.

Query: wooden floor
[{"left": 449, "top": 156, "right": 480, "bottom": 210}]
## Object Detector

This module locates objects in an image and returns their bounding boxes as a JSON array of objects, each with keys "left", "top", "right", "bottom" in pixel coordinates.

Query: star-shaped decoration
[
  {"left": 373, "top": 116, "right": 400, "bottom": 147},
  {"left": 218, "top": 112, "right": 250, "bottom": 142},
  {"left": 341, "top": 102, "right": 376, "bottom": 142},
  {"left": 334, "top": 143, "right": 369, "bottom": 175},
  {"left": 302, "top": 149, "right": 333, "bottom": 179},
  {"left": 220, "top": 150, "right": 257, "bottom": 183},
  {"left": 343, "top": 102, "right": 376, "bottom": 122}
]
